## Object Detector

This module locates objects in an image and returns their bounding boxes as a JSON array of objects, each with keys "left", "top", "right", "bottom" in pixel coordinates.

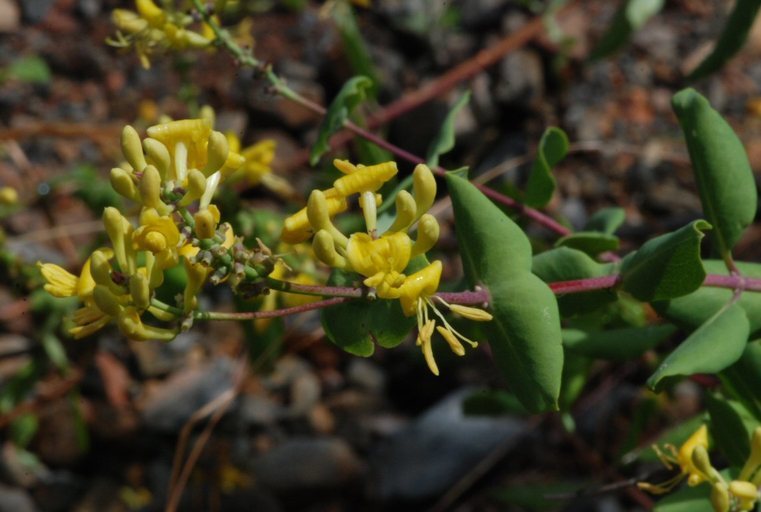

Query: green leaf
[
  {"left": 584, "top": 207, "right": 626, "bottom": 234},
  {"left": 321, "top": 268, "right": 415, "bottom": 356},
  {"left": 655, "top": 261, "right": 761, "bottom": 336},
  {"left": 426, "top": 91, "right": 471, "bottom": 168},
  {"left": 688, "top": 0, "right": 761, "bottom": 80},
  {"left": 492, "top": 481, "right": 580, "bottom": 511},
  {"left": 4, "top": 56, "right": 51, "bottom": 84},
  {"left": 563, "top": 324, "right": 676, "bottom": 361},
  {"left": 672, "top": 88, "right": 756, "bottom": 259},
  {"left": 41, "top": 332, "right": 69, "bottom": 371},
  {"left": 447, "top": 173, "right": 563, "bottom": 412},
  {"left": 10, "top": 414, "right": 38, "bottom": 448},
  {"left": 332, "top": 2, "right": 378, "bottom": 98},
  {"left": 558, "top": 351, "right": 591, "bottom": 411},
  {"left": 648, "top": 302, "right": 750, "bottom": 391},
  {"left": 525, "top": 127, "right": 568, "bottom": 208},
  {"left": 634, "top": 415, "right": 706, "bottom": 462},
  {"left": 310, "top": 76, "right": 372, "bottom": 165},
  {"left": 462, "top": 389, "right": 528, "bottom": 416},
  {"left": 555, "top": 231, "right": 619, "bottom": 256},
  {"left": 721, "top": 340, "right": 761, "bottom": 422},
  {"left": 532, "top": 246, "right": 616, "bottom": 316},
  {"left": 706, "top": 394, "right": 752, "bottom": 467},
  {"left": 589, "top": 0, "right": 664, "bottom": 60},
  {"left": 620, "top": 220, "right": 710, "bottom": 301}
]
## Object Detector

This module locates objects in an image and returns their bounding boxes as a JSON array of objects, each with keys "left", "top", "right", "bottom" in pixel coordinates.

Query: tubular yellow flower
[
  {"left": 729, "top": 480, "right": 758, "bottom": 511},
  {"left": 38, "top": 263, "right": 78, "bottom": 298},
  {"left": 345, "top": 231, "right": 411, "bottom": 295},
  {"left": 281, "top": 189, "right": 347, "bottom": 244},
  {"left": 639, "top": 425, "right": 712, "bottom": 494},
  {"left": 70, "top": 305, "right": 112, "bottom": 339},
  {"left": 133, "top": 208, "right": 180, "bottom": 254},
  {"left": 116, "top": 307, "right": 178, "bottom": 341}
]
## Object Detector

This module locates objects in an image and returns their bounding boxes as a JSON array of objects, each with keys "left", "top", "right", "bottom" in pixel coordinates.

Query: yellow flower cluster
[
  {"left": 640, "top": 425, "right": 761, "bottom": 512},
  {"left": 280, "top": 159, "right": 492, "bottom": 375},
  {"left": 38, "top": 115, "right": 276, "bottom": 341},
  {"left": 110, "top": 0, "right": 213, "bottom": 69}
]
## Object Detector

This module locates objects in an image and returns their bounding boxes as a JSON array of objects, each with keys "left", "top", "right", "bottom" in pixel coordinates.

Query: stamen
[{"left": 426, "top": 298, "right": 479, "bottom": 348}]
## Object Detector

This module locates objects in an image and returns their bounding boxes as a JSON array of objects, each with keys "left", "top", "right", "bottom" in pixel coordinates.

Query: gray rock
[
  {"left": 239, "top": 395, "right": 282, "bottom": 427},
  {"left": 495, "top": 49, "right": 544, "bottom": 108},
  {"left": 0, "top": 484, "right": 36, "bottom": 512},
  {"left": 252, "top": 438, "right": 363, "bottom": 492},
  {"left": 346, "top": 359, "right": 385, "bottom": 393},
  {"left": 141, "top": 358, "right": 236, "bottom": 431},
  {"left": 370, "top": 388, "right": 526, "bottom": 501}
]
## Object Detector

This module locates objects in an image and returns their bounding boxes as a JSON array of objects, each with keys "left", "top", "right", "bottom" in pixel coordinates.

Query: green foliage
[
  {"left": 53, "top": 164, "right": 123, "bottom": 213},
  {"left": 584, "top": 207, "right": 626, "bottom": 234},
  {"left": 653, "top": 482, "right": 715, "bottom": 512},
  {"left": 688, "top": 0, "right": 761, "bottom": 80},
  {"left": 462, "top": 389, "right": 528, "bottom": 416},
  {"left": 656, "top": 261, "right": 761, "bottom": 335},
  {"left": 310, "top": 76, "right": 373, "bottom": 165},
  {"left": 525, "top": 127, "right": 568, "bottom": 207},
  {"left": 321, "top": 267, "right": 416, "bottom": 356},
  {"left": 648, "top": 302, "right": 749, "bottom": 391},
  {"left": 620, "top": 220, "right": 710, "bottom": 302},
  {"left": 446, "top": 172, "right": 563, "bottom": 412},
  {"left": 331, "top": 1, "right": 379, "bottom": 98},
  {"left": 589, "top": 0, "right": 664, "bottom": 59},
  {"left": 555, "top": 232, "right": 619, "bottom": 257},
  {"left": 563, "top": 324, "right": 676, "bottom": 361},
  {"left": 532, "top": 246, "right": 616, "bottom": 316},
  {"left": 721, "top": 340, "right": 761, "bottom": 422},
  {"left": 706, "top": 394, "right": 753, "bottom": 467},
  {"left": 491, "top": 481, "right": 580, "bottom": 511},
  {"left": 1, "top": 55, "right": 52, "bottom": 84},
  {"left": 672, "top": 88, "right": 756, "bottom": 260},
  {"left": 426, "top": 91, "right": 470, "bottom": 168}
]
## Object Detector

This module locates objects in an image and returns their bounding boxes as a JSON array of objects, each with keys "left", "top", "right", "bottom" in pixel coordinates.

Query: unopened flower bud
[
  {"left": 194, "top": 208, "right": 217, "bottom": 239},
  {"left": 411, "top": 213, "right": 440, "bottom": 258},
  {"left": 110, "top": 167, "right": 139, "bottom": 201},
  {"left": 412, "top": 164, "right": 436, "bottom": 219},
  {"left": 121, "top": 125, "right": 147, "bottom": 173},
  {"left": 138, "top": 165, "right": 163, "bottom": 209},
  {"left": 729, "top": 480, "right": 758, "bottom": 511},
  {"left": 313, "top": 229, "right": 347, "bottom": 268},
  {"left": 710, "top": 482, "right": 730, "bottom": 512},
  {"left": 136, "top": 0, "right": 165, "bottom": 27},
  {"left": 388, "top": 190, "right": 417, "bottom": 233},
  {"left": 104, "top": 207, "right": 130, "bottom": 272},
  {"left": 307, "top": 190, "right": 348, "bottom": 247},
  {"left": 204, "top": 131, "right": 229, "bottom": 176},
  {"left": 112, "top": 9, "right": 148, "bottom": 34},
  {"left": 93, "top": 284, "right": 124, "bottom": 317},
  {"left": 129, "top": 273, "right": 151, "bottom": 310},
  {"left": 142, "top": 138, "right": 170, "bottom": 180}
]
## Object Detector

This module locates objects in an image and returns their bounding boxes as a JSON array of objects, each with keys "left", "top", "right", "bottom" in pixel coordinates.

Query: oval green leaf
[
  {"left": 721, "top": 340, "right": 761, "bottom": 422},
  {"left": 321, "top": 268, "right": 415, "bottom": 357},
  {"left": 620, "top": 220, "right": 710, "bottom": 302},
  {"left": 648, "top": 302, "right": 750, "bottom": 391},
  {"left": 310, "top": 76, "right": 373, "bottom": 165},
  {"left": 525, "top": 127, "right": 568, "bottom": 208},
  {"left": 706, "top": 394, "right": 752, "bottom": 468},
  {"left": 563, "top": 324, "right": 676, "bottom": 361},
  {"left": 447, "top": 173, "right": 563, "bottom": 412},
  {"left": 672, "top": 88, "right": 756, "bottom": 259},
  {"left": 688, "top": 0, "right": 761, "bottom": 80}
]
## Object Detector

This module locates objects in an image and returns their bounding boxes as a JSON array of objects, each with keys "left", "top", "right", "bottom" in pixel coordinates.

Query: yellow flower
[
  {"left": 729, "top": 480, "right": 759, "bottom": 511},
  {"left": 345, "top": 231, "right": 412, "bottom": 298},
  {"left": 397, "top": 261, "right": 492, "bottom": 376},
  {"left": 38, "top": 250, "right": 106, "bottom": 302},
  {"left": 133, "top": 208, "right": 180, "bottom": 254},
  {"left": 70, "top": 305, "right": 112, "bottom": 339},
  {"left": 639, "top": 425, "right": 711, "bottom": 494}
]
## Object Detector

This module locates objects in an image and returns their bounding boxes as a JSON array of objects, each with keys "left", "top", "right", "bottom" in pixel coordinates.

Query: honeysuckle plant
[{"left": 28, "top": 2, "right": 761, "bottom": 510}]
